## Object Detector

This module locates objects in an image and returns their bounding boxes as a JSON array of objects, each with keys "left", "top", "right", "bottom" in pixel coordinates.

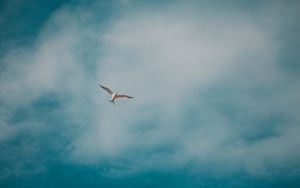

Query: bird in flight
[{"left": 99, "top": 84, "right": 133, "bottom": 104}]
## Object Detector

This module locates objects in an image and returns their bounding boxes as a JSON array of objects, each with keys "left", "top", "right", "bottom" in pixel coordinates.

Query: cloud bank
[{"left": 1, "top": 0, "right": 300, "bottom": 181}]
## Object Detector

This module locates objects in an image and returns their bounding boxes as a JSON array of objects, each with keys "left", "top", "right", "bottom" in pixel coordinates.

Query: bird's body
[{"left": 99, "top": 85, "right": 133, "bottom": 104}]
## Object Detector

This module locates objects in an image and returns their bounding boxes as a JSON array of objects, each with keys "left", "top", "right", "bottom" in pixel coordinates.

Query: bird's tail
[{"left": 109, "top": 100, "right": 115, "bottom": 105}]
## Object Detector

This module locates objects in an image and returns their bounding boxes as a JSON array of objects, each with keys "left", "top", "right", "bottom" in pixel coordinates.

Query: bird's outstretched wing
[
  {"left": 99, "top": 85, "right": 113, "bottom": 95},
  {"left": 115, "top": 94, "right": 133, "bottom": 99}
]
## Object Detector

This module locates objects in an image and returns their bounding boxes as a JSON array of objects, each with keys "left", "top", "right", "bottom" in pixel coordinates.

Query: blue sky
[{"left": 1, "top": 0, "right": 300, "bottom": 187}]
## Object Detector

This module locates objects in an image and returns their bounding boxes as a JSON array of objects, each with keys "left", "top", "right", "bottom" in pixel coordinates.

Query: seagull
[{"left": 99, "top": 84, "right": 133, "bottom": 104}]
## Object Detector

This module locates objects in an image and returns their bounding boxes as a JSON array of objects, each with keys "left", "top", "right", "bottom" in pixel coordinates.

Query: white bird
[{"left": 99, "top": 84, "right": 133, "bottom": 104}]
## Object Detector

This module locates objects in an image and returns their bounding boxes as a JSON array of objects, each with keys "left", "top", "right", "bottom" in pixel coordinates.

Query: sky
[{"left": 0, "top": 0, "right": 300, "bottom": 187}]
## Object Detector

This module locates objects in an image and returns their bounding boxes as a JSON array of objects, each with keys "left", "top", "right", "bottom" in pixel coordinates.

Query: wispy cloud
[{"left": 0, "top": 0, "right": 300, "bottom": 182}]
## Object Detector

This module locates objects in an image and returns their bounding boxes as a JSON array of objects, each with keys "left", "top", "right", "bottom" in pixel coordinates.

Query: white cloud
[{"left": 1, "top": 1, "right": 300, "bottom": 179}]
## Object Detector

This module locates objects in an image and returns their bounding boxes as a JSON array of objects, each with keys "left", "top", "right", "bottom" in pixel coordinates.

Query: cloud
[
  {"left": 68, "top": 2, "right": 300, "bottom": 177},
  {"left": 0, "top": 0, "right": 300, "bottom": 180}
]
